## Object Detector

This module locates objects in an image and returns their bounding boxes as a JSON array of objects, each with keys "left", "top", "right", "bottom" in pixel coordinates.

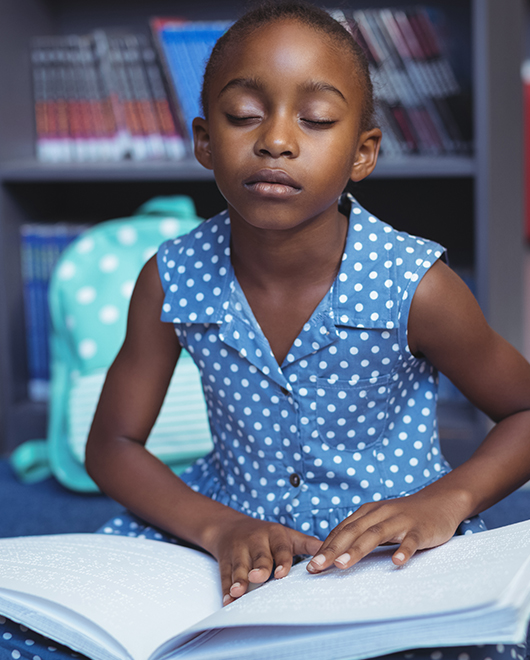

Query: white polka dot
[
  {"left": 99, "top": 253, "right": 119, "bottom": 272},
  {"left": 76, "top": 236, "right": 95, "bottom": 253},
  {"left": 57, "top": 261, "right": 76, "bottom": 280},
  {"left": 117, "top": 226, "right": 138, "bottom": 245},
  {"left": 99, "top": 305, "right": 119, "bottom": 324},
  {"left": 76, "top": 286, "right": 96, "bottom": 304},
  {"left": 76, "top": 340, "right": 98, "bottom": 364},
  {"left": 160, "top": 218, "right": 181, "bottom": 237}
]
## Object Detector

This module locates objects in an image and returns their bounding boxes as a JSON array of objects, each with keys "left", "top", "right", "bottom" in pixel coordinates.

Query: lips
[{"left": 243, "top": 169, "right": 302, "bottom": 197}]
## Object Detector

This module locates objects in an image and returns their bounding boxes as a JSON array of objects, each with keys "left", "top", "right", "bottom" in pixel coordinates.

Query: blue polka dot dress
[
  {"left": 152, "top": 193, "right": 460, "bottom": 538},
  {"left": 1, "top": 196, "right": 526, "bottom": 660}
]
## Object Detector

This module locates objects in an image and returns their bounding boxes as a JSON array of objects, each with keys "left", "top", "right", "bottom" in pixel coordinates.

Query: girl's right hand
[{"left": 204, "top": 513, "right": 321, "bottom": 605}]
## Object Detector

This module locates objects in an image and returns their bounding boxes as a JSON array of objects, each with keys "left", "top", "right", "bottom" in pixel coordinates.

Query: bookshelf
[{"left": 0, "top": 0, "right": 525, "bottom": 459}]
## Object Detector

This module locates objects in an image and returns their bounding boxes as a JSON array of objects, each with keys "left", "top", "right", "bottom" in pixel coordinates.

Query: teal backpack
[{"left": 11, "top": 196, "right": 213, "bottom": 491}]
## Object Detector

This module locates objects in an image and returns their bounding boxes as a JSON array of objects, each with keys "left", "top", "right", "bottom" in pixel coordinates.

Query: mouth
[{"left": 243, "top": 169, "right": 302, "bottom": 198}]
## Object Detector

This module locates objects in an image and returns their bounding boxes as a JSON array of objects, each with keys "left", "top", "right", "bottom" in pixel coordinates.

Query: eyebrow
[
  {"left": 218, "top": 77, "right": 263, "bottom": 99},
  {"left": 217, "top": 76, "right": 347, "bottom": 102},
  {"left": 299, "top": 80, "right": 347, "bottom": 102}
]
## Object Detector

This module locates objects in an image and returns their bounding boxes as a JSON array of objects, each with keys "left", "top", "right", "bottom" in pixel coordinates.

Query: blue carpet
[
  {"left": 0, "top": 459, "right": 122, "bottom": 537},
  {"left": 0, "top": 458, "right": 528, "bottom": 537}
]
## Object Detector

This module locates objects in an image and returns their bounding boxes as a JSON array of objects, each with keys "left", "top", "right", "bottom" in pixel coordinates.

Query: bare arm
[
  {"left": 307, "top": 259, "right": 530, "bottom": 573},
  {"left": 85, "top": 256, "right": 320, "bottom": 601}
]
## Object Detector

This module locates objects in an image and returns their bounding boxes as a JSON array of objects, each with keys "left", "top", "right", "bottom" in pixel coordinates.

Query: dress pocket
[{"left": 315, "top": 374, "right": 391, "bottom": 450}]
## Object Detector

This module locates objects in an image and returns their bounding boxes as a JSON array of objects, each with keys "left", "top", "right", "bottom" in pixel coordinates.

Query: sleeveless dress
[{"left": 1, "top": 196, "right": 526, "bottom": 660}]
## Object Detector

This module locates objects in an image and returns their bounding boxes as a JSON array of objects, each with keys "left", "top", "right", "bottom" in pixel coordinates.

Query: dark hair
[{"left": 200, "top": 0, "right": 376, "bottom": 132}]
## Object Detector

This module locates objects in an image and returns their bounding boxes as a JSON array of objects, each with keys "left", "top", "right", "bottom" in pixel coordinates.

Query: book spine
[
  {"left": 108, "top": 34, "right": 148, "bottom": 160},
  {"left": 150, "top": 17, "right": 191, "bottom": 151},
  {"left": 406, "top": 8, "right": 471, "bottom": 152},
  {"left": 71, "top": 35, "right": 101, "bottom": 161},
  {"left": 60, "top": 36, "right": 86, "bottom": 162},
  {"left": 140, "top": 34, "right": 186, "bottom": 160},
  {"left": 80, "top": 35, "right": 114, "bottom": 161},
  {"left": 21, "top": 223, "right": 90, "bottom": 400},
  {"left": 352, "top": 11, "right": 419, "bottom": 155},
  {"left": 388, "top": 8, "right": 466, "bottom": 154},
  {"left": 30, "top": 43, "right": 51, "bottom": 162},
  {"left": 151, "top": 20, "right": 232, "bottom": 145},
  {"left": 31, "top": 38, "right": 72, "bottom": 162},
  {"left": 379, "top": 8, "right": 457, "bottom": 154},
  {"left": 366, "top": 9, "right": 444, "bottom": 155},
  {"left": 20, "top": 226, "right": 40, "bottom": 398},
  {"left": 92, "top": 29, "right": 131, "bottom": 160},
  {"left": 120, "top": 33, "right": 166, "bottom": 160}
]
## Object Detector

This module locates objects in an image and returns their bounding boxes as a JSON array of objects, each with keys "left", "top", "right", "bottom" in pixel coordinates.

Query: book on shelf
[
  {"left": 20, "top": 223, "right": 90, "bottom": 401},
  {"left": 150, "top": 18, "right": 233, "bottom": 143},
  {"left": 30, "top": 7, "right": 472, "bottom": 162},
  {"left": 333, "top": 6, "right": 472, "bottom": 158},
  {"left": 31, "top": 30, "right": 186, "bottom": 163},
  {"left": 0, "top": 520, "right": 529, "bottom": 660}
]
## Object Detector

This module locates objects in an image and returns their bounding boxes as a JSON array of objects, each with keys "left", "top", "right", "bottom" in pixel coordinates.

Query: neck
[{"left": 229, "top": 206, "right": 349, "bottom": 292}]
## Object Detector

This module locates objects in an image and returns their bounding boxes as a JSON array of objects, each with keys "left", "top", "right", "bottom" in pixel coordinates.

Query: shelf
[
  {"left": 370, "top": 155, "right": 475, "bottom": 179},
  {"left": 0, "top": 158, "right": 215, "bottom": 183},
  {"left": 0, "top": 155, "right": 476, "bottom": 184}
]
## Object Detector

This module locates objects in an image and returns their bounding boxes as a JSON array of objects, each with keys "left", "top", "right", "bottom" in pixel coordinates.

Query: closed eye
[
  {"left": 302, "top": 118, "right": 337, "bottom": 128},
  {"left": 226, "top": 113, "right": 261, "bottom": 124}
]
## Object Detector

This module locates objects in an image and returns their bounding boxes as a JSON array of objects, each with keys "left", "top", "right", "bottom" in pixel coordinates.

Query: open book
[{"left": 0, "top": 519, "right": 529, "bottom": 660}]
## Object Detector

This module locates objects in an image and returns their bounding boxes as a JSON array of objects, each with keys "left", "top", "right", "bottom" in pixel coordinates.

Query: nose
[{"left": 254, "top": 113, "right": 299, "bottom": 158}]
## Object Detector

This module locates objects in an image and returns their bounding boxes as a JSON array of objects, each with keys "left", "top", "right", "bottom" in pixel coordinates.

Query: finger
[
  {"left": 309, "top": 517, "right": 405, "bottom": 572},
  {"left": 268, "top": 532, "right": 305, "bottom": 580},
  {"left": 247, "top": 545, "right": 275, "bottom": 584},
  {"left": 307, "top": 516, "right": 371, "bottom": 572},
  {"left": 392, "top": 531, "right": 421, "bottom": 566},
  {"left": 219, "top": 551, "right": 252, "bottom": 603},
  {"left": 272, "top": 531, "right": 321, "bottom": 579},
  {"left": 229, "top": 552, "right": 254, "bottom": 598},
  {"left": 219, "top": 558, "right": 238, "bottom": 606}
]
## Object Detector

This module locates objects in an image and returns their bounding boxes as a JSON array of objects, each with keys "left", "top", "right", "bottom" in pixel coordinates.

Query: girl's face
[{"left": 193, "top": 19, "right": 381, "bottom": 233}]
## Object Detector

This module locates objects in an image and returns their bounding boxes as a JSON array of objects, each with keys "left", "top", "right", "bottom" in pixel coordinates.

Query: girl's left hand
[{"left": 307, "top": 488, "right": 466, "bottom": 573}]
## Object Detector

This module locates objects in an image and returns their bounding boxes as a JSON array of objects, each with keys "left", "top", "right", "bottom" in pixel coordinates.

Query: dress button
[
  {"left": 289, "top": 473, "right": 301, "bottom": 487},
  {"left": 280, "top": 387, "right": 289, "bottom": 396}
]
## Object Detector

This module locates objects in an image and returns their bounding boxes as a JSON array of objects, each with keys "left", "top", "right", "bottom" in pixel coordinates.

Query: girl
[{"left": 3, "top": 2, "right": 530, "bottom": 659}]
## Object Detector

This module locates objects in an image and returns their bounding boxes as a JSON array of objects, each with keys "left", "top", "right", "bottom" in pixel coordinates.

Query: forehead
[{"left": 213, "top": 19, "right": 358, "bottom": 99}]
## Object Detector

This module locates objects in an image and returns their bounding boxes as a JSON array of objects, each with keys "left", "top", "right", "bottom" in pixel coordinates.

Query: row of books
[
  {"left": 31, "top": 31, "right": 187, "bottom": 163},
  {"left": 21, "top": 223, "right": 90, "bottom": 401},
  {"left": 334, "top": 6, "right": 472, "bottom": 156},
  {"left": 31, "top": 6, "right": 471, "bottom": 162}
]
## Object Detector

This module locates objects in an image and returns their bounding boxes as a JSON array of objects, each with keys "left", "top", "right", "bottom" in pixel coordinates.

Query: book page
[
  {"left": 0, "top": 534, "right": 222, "bottom": 660},
  {"left": 194, "top": 519, "right": 530, "bottom": 630}
]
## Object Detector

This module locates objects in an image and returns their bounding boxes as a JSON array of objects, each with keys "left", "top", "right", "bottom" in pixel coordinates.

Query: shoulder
[
  {"left": 157, "top": 210, "right": 231, "bottom": 291},
  {"left": 345, "top": 197, "right": 445, "bottom": 280},
  {"left": 339, "top": 197, "right": 446, "bottom": 331},
  {"left": 407, "top": 258, "right": 487, "bottom": 358}
]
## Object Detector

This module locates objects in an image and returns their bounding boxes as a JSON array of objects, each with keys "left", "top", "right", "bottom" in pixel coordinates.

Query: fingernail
[
  {"left": 394, "top": 552, "right": 406, "bottom": 563},
  {"left": 310, "top": 554, "right": 325, "bottom": 568},
  {"left": 248, "top": 568, "right": 260, "bottom": 576},
  {"left": 223, "top": 594, "right": 232, "bottom": 605},
  {"left": 229, "top": 582, "right": 241, "bottom": 596},
  {"left": 335, "top": 553, "right": 350, "bottom": 567},
  {"left": 274, "top": 565, "right": 284, "bottom": 576}
]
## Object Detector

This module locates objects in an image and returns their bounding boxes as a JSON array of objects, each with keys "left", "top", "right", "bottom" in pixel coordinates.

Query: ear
[
  {"left": 192, "top": 117, "right": 213, "bottom": 170},
  {"left": 350, "top": 128, "right": 382, "bottom": 182}
]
